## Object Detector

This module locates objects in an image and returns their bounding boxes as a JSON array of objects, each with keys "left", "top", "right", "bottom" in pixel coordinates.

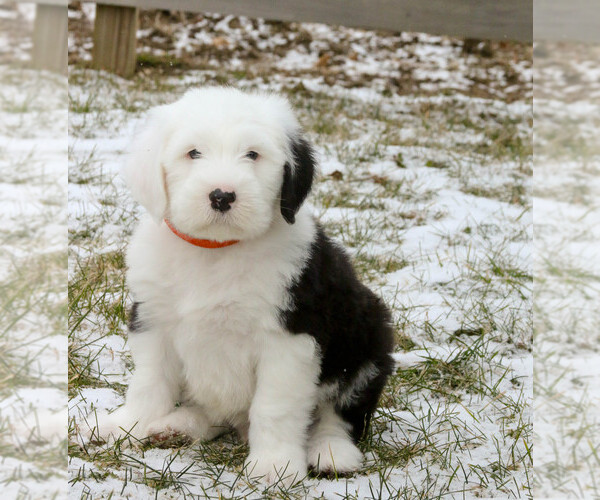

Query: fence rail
[
  {"left": 534, "top": 0, "right": 598, "bottom": 44},
  {"left": 94, "top": 0, "right": 534, "bottom": 42},
  {"left": 28, "top": 1, "right": 594, "bottom": 76},
  {"left": 91, "top": 0, "right": 534, "bottom": 77}
]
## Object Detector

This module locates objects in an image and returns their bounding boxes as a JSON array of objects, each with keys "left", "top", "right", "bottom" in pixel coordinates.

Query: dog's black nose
[{"left": 209, "top": 189, "right": 236, "bottom": 212}]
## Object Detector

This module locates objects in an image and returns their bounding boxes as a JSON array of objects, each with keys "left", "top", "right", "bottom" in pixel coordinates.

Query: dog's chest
[
  {"left": 172, "top": 255, "right": 284, "bottom": 403},
  {"left": 128, "top": 218, "right": 310, "bottom": 333},
  {"left": 166, "top": 280, "right": 264, "bottom": 418},
  {"left": 127, "top": 219, "right": 313, "bottom": 417},
  {"left": 131, "top": 235, "right": 302, "bottom": 417},
  {"left": 173, "top": 321, "right": 259, "bottom": 420},
  {"left": 169, "top": 249, "right": 287, "bottom": 333}
]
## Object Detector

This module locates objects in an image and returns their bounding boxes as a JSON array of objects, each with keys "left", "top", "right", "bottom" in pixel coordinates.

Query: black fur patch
[
  {"left": 128, "top": 301, "right": 144, "bottom": 333},
  {"left": 279, "top": 226, "right": 395, "bottom": 441},
  {"left": 280, "top": 137, "right": 316, "bottom": 224}
]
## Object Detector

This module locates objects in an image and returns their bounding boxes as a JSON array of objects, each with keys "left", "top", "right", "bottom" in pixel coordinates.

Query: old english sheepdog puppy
[{"left": 93, "top": 87, "right": 395, "bottom": 483}]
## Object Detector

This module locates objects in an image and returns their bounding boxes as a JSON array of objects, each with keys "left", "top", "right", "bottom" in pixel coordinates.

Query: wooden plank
[
  {"left": 534, "top": 0, "right": 600, "bottom": 43},
  {"left": 92, "top": 0, "right": 533, "bottom": 42},
  {"left": 34, "top": 0, "right": 68, "bottom": 5},
  {"left": 92, "top": 4, "right": 138, "bottom": 78},
  {"left": 32, "top": 3, "right": 67, "bottom": 73},
  {"left": 14, "top": 0, "right": 68, "bottom": 6}
]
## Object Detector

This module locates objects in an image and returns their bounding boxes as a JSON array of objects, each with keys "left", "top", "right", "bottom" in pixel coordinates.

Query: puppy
[{"left": 97, "top": 87, "right": 394, "bottom": 483}]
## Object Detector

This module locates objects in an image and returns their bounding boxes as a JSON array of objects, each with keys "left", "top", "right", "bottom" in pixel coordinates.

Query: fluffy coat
[{"left": 92, "top": 87, "right": 395, "bottom": 483}]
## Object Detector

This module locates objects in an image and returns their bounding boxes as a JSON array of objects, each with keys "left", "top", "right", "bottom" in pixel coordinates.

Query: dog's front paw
[
  {"left": 308, "top": 437, "right": 363, "bottom": 475},
  {"left": 244, "top": 451, "right": 307, "bottom": 485}
]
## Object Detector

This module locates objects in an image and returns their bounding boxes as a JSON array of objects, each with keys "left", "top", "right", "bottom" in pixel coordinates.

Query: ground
[
  {"left": 65, "top": 5, "right": 534, "bottom": 499},
  {"left": 2, "top": 3, "right": 540, "bottom": 499}
]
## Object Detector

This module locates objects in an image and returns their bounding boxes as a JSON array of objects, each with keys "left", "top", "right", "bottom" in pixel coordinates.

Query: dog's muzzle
[{"left": 209, "top": 189, "right": 236, "bottom": 213}]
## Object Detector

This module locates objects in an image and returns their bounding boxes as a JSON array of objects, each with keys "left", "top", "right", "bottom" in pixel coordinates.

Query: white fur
[
  {"left": 308, "top": 403, "right": 363, "bottom": 474},
  {"left": 319, "top": 361, "right": 380, "bottom": 409},
  {"left": 89, "top": 88, "right": 363, "bottom": 483}
]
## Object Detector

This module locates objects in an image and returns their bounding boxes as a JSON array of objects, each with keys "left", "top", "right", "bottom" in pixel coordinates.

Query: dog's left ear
[
  {"left": 121, "top": 104, "right": 175, "bottom": 223},
  {"left": 280, "top": 136, "right": 316, "bottom": 224}
]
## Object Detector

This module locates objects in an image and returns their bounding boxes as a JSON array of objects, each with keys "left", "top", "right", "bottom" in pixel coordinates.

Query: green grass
[{"left": 69, "top": 251, "right": 129, "bottom": 398}]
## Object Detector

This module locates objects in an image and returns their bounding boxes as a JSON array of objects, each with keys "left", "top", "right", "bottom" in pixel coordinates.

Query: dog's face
[{"left": 122, "top": 87, "right": 315, "bottom": 241}]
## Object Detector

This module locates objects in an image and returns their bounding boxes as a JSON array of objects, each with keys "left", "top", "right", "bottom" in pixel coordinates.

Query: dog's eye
[
  {"left": 187, "top": 149, "right": 202, "bottom": 159},
  {"left": 245, "top": 151, "right": 259, "bottom": 161}
]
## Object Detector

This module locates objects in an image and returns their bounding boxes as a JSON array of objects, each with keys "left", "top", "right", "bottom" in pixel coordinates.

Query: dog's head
[{"left": 122, "top": 87, "right": 315, "bottom": 241}]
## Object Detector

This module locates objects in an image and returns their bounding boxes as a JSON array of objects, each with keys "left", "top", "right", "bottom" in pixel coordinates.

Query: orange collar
[{"left": 164, "top": 219, "right": 239, "bottom": 249}]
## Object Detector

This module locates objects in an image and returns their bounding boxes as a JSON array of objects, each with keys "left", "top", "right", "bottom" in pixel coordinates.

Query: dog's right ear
[{"left": 121, "top": 105, "right": 173, "bottom": 223}]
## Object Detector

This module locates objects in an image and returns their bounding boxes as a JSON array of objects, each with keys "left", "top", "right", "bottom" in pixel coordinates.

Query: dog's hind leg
[{"left": 307, "top": 402, "right": 363, "bottom": 475}]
